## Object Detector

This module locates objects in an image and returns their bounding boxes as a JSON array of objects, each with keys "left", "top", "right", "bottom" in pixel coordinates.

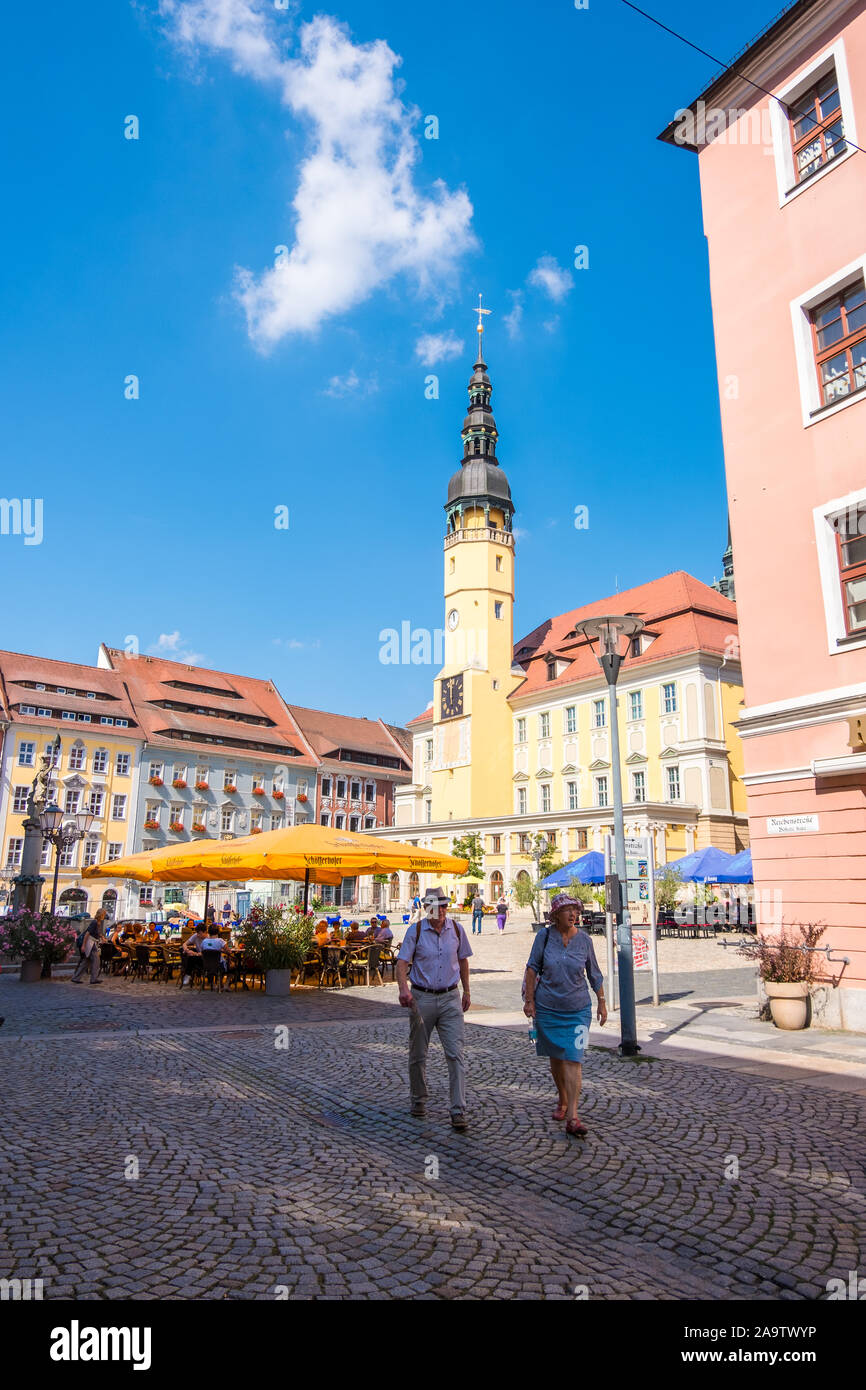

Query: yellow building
[
  {"left": 382, "top": 336, "right": 749, "bottom": 907},
  {"left": 0, "top": 651, "right": 144, "bottom": 918}
]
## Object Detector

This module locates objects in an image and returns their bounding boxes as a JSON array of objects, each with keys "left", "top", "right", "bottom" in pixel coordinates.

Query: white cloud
[
  {"left": 503, "top": 291, "right": 523, "bottom": 340},
  {"left": 414, "top": 330, "right": 464, "bottom": 367},
  {"left": 162, "top": 3, "right": 476, "bottom": 348},
  {"left": 543, "top": 316, "right": 560, "bottom": 333},
  {"left": 528, "top": 255, "right": 574, "bottom": 303},
  {"left": 321, "top": 369, "right": 378, "bottom": 397},
  {"left": 148, "top": 631, "right": 205, "bottom": 664},
  {"left": 273, "top": 637, "right": 320, "bottom": 650}
]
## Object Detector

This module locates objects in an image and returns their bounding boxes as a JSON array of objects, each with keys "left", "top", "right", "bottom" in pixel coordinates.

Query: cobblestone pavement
[{"left": 2, "top": 974, "right": 864, "bottom": 1301}]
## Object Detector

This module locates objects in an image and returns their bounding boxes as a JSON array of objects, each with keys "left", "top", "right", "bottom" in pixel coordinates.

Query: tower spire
[
  {"left": 473, "top": 292, "right": 492, "bottom": 364},
  {"left": 444, "top": 334, "right": 514, "bottom": 535}
]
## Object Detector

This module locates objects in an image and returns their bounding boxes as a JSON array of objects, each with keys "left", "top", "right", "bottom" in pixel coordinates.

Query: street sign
[{"left": 766, "top": 814, "right": 819, "bottom": 835}]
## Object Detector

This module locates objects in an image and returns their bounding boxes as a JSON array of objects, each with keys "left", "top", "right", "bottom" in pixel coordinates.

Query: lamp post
[
  {"left": 39, "top": 803, "right": 95, "bottom": 916},
  {"left": 573, "top": 614, "right": 645, "bottom": 1057}
]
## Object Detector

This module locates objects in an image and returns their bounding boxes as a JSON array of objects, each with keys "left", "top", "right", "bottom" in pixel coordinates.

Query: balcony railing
[{"left": 444, "top": 527, "right": 513, "bottom": 549}]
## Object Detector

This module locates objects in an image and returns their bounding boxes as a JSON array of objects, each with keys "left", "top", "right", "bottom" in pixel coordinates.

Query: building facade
[
  {"left": 0, "top": 651, "right": 145, "bottom": 918},
  {"left": 660, "top": 0, "right": 866, "bottom": 1028},
  {"left": 377, "top": 340, "right": 748, "bottom": 909},
  {"left": 98, "top": 646, "right": 319, "bottom": 914}
]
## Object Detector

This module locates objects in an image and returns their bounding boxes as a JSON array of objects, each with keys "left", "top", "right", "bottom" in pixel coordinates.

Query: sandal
[
  {"left": 565, "top": 1118, "right": 588, "bottom": 1137},
  {"left": 552, "top": 1103, "right": 567, "bottom": 1121}
]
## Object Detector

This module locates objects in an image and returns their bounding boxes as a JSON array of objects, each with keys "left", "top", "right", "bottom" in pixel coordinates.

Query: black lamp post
[
  {"left": 573, "top": 614, "right": 645, "bottom": 1057},
  {"left": 39, "top": 803, "right": 95, "bottom": 916}
]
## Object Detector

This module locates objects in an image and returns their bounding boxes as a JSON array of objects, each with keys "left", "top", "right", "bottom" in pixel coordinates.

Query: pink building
[{"left": 660, "top": 0, "right": 866, "bottom": 1029}]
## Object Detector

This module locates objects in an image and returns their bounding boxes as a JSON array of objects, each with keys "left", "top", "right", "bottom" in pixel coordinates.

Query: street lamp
[
  {"left": 39, "top": 803, "right": 95, "bottom": 916},
  {"left": 572, "top": 613, "right": 645, "bottom": 1057}
]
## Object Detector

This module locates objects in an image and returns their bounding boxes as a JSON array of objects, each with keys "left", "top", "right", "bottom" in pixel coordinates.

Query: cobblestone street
[{"left": 2, "top": 950, "right": 865, "bottom": 1301}]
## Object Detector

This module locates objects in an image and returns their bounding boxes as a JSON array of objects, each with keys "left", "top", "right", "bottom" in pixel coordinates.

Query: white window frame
[
  {"left": 667, "top": 766, "right": 681, "bottom": 802},
  {"left": 92, "top": 749, "right": 108, "bottom": 774},
  {"left": 37, "top": 707, "right": 51, "bottom": 718},
  {"left": 115, "top": 753, "right": 131, "bottom": 776},
  {"left": 170, "top": 804, "right": 184, "bottom": 827},
  {"left": 149, "top": 762, "right": 163, "bottom": 781},
  {"left": 564, "top": 706, "right": 577, "bottom": 734},
  {"left": 494, "top": 601, "right": 503, "bottom": 619},
  {"left": 12, "top": 786, "right": 29, "bottom": 814},
  {"left": 349, "top": 815, "right": 360, "bottom": 831},
  {"left": 538, "top": 712, "right": 550, "bottom": 739},
  {"left": 20, "top": 704, "right": 36, "bottom": 716},
  {"left": 64, "top": 789, "right": 81, "bottom": 815},
  {"left": 220, "top": 808, "right": 234, "bottom": 833},
  {"left": 17, "top": 741, "right": 35, "bottom": 766},
  {"left": 335, "top": 813, "right": 345, "bottom": 830},
  {"left": 516, "top": 717, "right": 527, "bottom": 744},
  {"left": 770, "top": 40, "right": 857, "bottom": 209},
  {"left": 595, "top": 775, "right": 609, "bottom": 809},
  {"left": 567, "top": 781, "right": 579, "bottom": 811},
  {"left": 6, "top": 837, "right": 24, "bottom": 867},
  {"left": 320, "top": 813, "right": 331, "bottom": 827},
  {"left": 59, "top": 841, "right": 77, "bottom": 869},
  {"left": 791, "top": 254, "right": 866, "bottom": 427},
  {"left": 633, "top": 770, "right": 646, "bottom": 803},
  {"left": 107, "top": 843, "right": 122, "bottom": 862},
  {"left": 629, "top": 690, "right": 643, "bottom": 721},
  {"left": 814, "top": 484, "right": 866, "bottom": 653},
  {"left": 592, "top": 699, "right": 606, "bottom": 729},
  {"left": 88, "top": 789, "right": 104, "bottom": 817},
  {"left": 517, "top": 787, "right": 527, "bottom": 815},
  {"left": 83, "top": 840, "right": 100, "bottom": 869},
  {"left": 662, "top": 683, "right": 678, "bottom": 714},
  {"left": 539, "top": 783, "right": 551, "bottom": 813},
  {"left": 69, "top": 743, "right": 86, "bottom": 771},
  {"left": 111, "top": 794, "right": 127, "bottom": 820}
]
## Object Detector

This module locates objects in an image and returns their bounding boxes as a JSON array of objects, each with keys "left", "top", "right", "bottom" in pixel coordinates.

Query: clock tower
[{"left": 431, "top": 306, "right": 523, "bottom": 822}]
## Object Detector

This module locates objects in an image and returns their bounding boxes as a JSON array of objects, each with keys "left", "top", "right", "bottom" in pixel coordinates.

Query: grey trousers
[
  {"left": 72, "top": 948, "right": 100, "bottom": 982},
  {"left": 408, "top": 988, "right": 466, "bottom": 1115}
]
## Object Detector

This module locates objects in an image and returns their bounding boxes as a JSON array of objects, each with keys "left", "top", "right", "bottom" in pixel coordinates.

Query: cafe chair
[
  {"left": 200, "top": 952, "right": 224, "bottom": 992},
  {"left": 319, "top": 945, "right": 343, "bottom": 989}
]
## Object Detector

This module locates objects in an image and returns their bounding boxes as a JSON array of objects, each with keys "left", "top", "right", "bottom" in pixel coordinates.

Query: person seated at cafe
[
  {"left": 313, "top": 920, "right": 330, "bottom": 947},
  {"left": 181, "top": 926, "right": 208, "bottom": 987},
  {"left": 328, "top": 924, "right": 344, "bottom": 945},
  {"left": 201, "top": 925, "right": 228, "bottom": 976},
  {"left": 344, "top": 922, "right": 367, "bottom": 948},
  {"left": 144, "top": 923, "right": 160, "bottom": 943},
  {"left": 374, "top": 917, "right": 393, "bottom": 946},
  {"left": 362, "top": 920, "right": 378, "bottom": 941}
]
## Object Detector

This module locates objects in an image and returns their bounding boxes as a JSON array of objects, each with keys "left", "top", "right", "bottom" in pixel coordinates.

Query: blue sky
[{"left": 1, "top": 0, "right": 776, "bottom": 724}]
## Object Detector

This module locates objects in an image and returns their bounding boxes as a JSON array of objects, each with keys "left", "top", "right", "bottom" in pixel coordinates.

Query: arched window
[
  {"left": 101, "top": 889, "right": 117, "bottom": 917},
  {"left": 490, "top": 870, "right": 504, "bottom": 895},
  {"left": 389, "top": 873, "right": 400, "bottom": 904},
  {"left": 408, "top": 872, "right": 419, "bottom": 898}
]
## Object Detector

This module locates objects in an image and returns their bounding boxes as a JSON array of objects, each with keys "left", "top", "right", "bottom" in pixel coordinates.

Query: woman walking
[
  {"left": 495, "top": 895, "right": 508, "bottom": 932},
  {"left": 522, "top": 893, "right": 607, "bottom": 1137}
]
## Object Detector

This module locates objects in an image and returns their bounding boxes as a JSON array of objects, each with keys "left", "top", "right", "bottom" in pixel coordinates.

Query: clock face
[
  {"left": 440, "top": 672, "right": 464, "bottom": 721},
  {"left": 447, "top": 608, "right": 459, "bottom": 631}
]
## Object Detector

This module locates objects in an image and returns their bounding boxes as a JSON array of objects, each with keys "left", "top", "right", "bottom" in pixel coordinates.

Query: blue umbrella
[
  {"left": 540, "top": 851, "right": 606, "bottom": 888},
  {"left": 658, "top": 846, "right": 734, "bottom": 883},
  {"left": 716, "top": 848, "right": 753, "bottom": 884}
]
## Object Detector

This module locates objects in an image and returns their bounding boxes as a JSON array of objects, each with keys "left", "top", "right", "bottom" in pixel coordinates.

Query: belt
[{"left": 412, "top": 983, "right": 458, "bottom": 995}]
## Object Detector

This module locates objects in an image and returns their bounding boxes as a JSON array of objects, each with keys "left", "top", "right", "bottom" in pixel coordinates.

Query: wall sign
[{"left": 766, "top": 814, "right": 819, "bottom": 835}]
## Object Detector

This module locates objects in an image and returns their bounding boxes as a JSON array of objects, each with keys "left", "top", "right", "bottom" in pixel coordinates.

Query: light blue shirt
[
  {"left": 397, "top": 916, "right": 473, "bottom": 990},
  {"left": 527, "top": 927, "right": 603, "bottom": 1012}
]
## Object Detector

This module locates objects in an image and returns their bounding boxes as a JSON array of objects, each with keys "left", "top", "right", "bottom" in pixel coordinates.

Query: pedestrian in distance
[
  {"left": 70, "top": 909, "right": 108, "bottom": 984},
  {"left": 471, "top": 893, "right": 485, "bottom": 935},
  {"left": 396, "top": 885, "right": 472, "bottom": 1131},
  {"left": 495, "top": 895, "right": 508, "bottom": 932},
  {"left": 522, "top": 893, "right": 607, "bottom": 1137}
]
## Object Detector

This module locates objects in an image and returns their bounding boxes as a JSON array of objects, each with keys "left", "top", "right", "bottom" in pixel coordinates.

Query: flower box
[
  {"left": 149, "top": 777, "right": 163, "bottom": 787},
  {"left": 172, "top": 779, "right": 187, "bottom": 789},
  {"left": 169, "top": 822, "right": 185, "bottom": 833},
  {"left": 252, "top": 787, "right": 265, "bottom": 796},
  {"left": 223, "top": 784, "right": 238, "bottom": 794},
  {"left": 143, "top": 819, "right": 160, "bottom": 830},
  {"left": 194, "top": 781, "right": 209, "bottom": 791},
  {"left": 273, "top": 789, "right": 285, "bottom": 800},
  {"left": 297, "top": 793, "right": 308, "bottom": 803},
  {"left": 250, "top": 827, "right": 263, "bottom": 835},
  {"left": 192, "top": 822, "right": 207, "bottom": 833}
]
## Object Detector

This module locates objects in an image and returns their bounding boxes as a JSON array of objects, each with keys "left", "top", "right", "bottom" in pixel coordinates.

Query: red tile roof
[
  {"left": 101, "top": 648, "right": 317, "bottom": 766},
  {"left": 285, "top": 705, "right": 412, "bottom": 779},
  {"left": 405, "top": 572, "right": 737, "bottom": 721},
  {"left": 0, "top": 649, "right": 141, "bottom": 734}
]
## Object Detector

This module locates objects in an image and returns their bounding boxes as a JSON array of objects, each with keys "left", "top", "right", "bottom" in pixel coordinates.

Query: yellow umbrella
[{"left": 85, "top": 825, "right": 467, "bottom": 912}]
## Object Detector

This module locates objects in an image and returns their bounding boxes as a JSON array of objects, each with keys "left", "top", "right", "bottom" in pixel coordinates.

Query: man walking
[
  {"left": 71, "top": 909, "right": 107, "bottom": 984},
  {"left": 471, "top": 893, "right": 485, "bottom": 935},
  {"left": 396, "top": 885, "right": 472, "bottom": 1131}
]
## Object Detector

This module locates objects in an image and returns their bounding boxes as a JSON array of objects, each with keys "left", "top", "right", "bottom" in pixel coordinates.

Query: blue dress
[{"left": 527, "top": 927, "right": 602, "bottom": 1063}]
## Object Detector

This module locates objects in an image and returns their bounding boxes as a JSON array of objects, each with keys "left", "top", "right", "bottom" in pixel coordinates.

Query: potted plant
[
  {"left": 192, "top": 822, "right": 207, "bottom": 833},
  {"left": 273, "top": 789, "right": 285, "bottom": 800},
  {"left": 149, "top": 776, "right": 163, "bottom": 787},
  {"left": 169, "top": 821, "right": 185, "bottom": 833},
  {"left": 239, "top": 905, "right": 314, "bottom": 996},
  {"left": 143, "top": 819, "right": 160, "bottom": 831},
  {"left": 223, "top": 783, "right": 237, "bottom": 794},
  {"left": 0, "top": 908, "right": 77, "bottom": 982},
  {"left": 172, "top": 778, "right": 187, "bottom": 789},
  {"left": 737, "top": 922, "right": 827, "bottom": 1030},
  {"left": 194, "top": 780, "right": 209, "bottom": 791},
  {"left": 252, "top": 786, "right": 265, "bottom": 796},
  {"left": 250, "top": 826, "right": 263, "bottom": 835},
  {"left": 297, "top": 793, "right": 308, "bottom": 803}
]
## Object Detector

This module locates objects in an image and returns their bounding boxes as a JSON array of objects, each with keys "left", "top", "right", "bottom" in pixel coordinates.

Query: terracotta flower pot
[{"left": 765, "top": 980, "right": 810, "bottom": 1030}]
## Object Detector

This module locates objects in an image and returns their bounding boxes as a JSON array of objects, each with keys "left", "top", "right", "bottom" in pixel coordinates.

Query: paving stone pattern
[{"left": 2, "top": 975, "right": 864, "bottom": 1300}]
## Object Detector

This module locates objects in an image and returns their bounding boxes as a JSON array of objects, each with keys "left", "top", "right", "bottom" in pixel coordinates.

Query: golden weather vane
[{"left": 473, "top": 292, "right": 491, "bottom": 353}]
